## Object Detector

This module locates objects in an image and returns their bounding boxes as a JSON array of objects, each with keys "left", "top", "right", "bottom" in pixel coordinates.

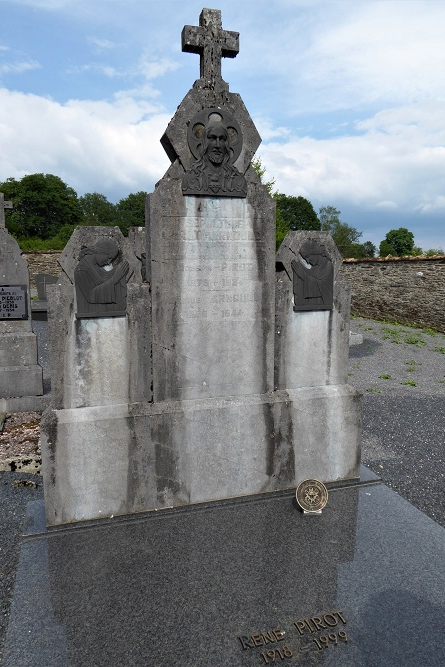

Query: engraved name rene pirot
[
  {"left": 182, "top": 107, "right": 247, "bottom": 198},
  {"left": 0, "top": 285, "right": 28, "bottom": 319},
  {"left": 238, "top": 610, "right": 349, "bottom": 664}
]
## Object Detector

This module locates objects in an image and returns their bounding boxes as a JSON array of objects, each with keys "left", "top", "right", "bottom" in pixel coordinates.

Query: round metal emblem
[{"left": 296, "top": 479, "right": 328, "bottom": 513}]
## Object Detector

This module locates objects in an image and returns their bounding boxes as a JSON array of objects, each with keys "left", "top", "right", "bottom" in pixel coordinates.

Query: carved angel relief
[
  {"left": 74, "top": 239, "right": 129, "bottom": 319},
  {"left": 291, "top": 240, "right": 333, "bottom": 311}
]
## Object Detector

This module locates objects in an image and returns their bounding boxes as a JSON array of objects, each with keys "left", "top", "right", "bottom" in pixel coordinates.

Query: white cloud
[
  {"left": 0, "top": 60, "right": 40, "bottom": 75},
  {"left": 0, "top": 88, "right": 171, "bottom": 200},
  {"left": 258, "top": 101, "right": 445, "bottom": 215},
  {"left": 68, "top": 63, "right": 122, "bottom": 78},
  {"left": 249, "top": 1, "right": 445, "bottom": 113},
  {"left": 87, "top": 36, "right": 120, "bottom": 51}
]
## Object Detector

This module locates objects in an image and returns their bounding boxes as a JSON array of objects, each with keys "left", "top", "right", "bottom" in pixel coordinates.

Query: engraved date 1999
[{"left": 300, "top": 631, "right": 348, "bottom": 653}]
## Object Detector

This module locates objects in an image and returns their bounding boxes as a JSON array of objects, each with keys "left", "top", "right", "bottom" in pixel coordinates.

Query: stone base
[
  {"left": 0, "top": 365, "right": 43, "bottom": 399},
  {"left": 41, "top": 386, "right": 361, "bottom": 525},
  {"left": 4, "top": 474, "right": 445, "bottom": 667},
  {"left": 0, "top": 331, "right": 43, "bottom": 398}
]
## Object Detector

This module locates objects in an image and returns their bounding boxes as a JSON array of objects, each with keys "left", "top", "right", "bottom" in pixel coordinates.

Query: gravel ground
[
  {"left": 0, "top": 315, "right": 444, "bottom": 663},
  {"left": 349, "top": 316, "right": 445, "bottom": 527}
]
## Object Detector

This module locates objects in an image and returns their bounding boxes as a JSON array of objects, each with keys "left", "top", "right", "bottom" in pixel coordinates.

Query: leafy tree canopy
[
  {"left": 382, "top": 227, "right": 415, "bottom": 256},
  {"left": 79, "top": 192, "right": 117, "bottom": 227},
  {"left": 362, "top": 241, "right": 377, "bottom": 257},
  {"left": 116, "top": 191, "right": 147, "bottom": 235},
  {"left": 319, "top": 205, "right": 364, "bottom": 258},
  {"left": 379, "top": 240, "right": 396, "bottom": 257},
  {"left": 275, "top": 194, "right": 320, "bottom": 232},
  {"left": 0, "top": 173, "right": 82, "bottom": 240},
  {"left": 251, "top": 157, "right": 275, "bottom": 196}
]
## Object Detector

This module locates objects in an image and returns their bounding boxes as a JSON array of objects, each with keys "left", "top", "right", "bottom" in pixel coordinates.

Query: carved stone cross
[
  {"left": 182, "top": 8, "right": 239, "bottom": 88},
  {"left": 0, "top": 193, "right": 13, "bottom": 229}
]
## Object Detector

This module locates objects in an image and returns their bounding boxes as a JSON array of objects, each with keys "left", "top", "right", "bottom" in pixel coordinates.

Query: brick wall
[{"left": 340, "top": 256, "right": 445, "bottom": 333}]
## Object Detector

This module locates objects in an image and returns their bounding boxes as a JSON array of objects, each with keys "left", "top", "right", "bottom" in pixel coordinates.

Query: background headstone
[{"left": 0, "top": 193, "right": 43, "bottom": 402}]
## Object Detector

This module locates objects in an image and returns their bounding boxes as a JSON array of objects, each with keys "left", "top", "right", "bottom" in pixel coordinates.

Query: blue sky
[{"left": 1, "top": 0, "right": 444, "bottom": 251}]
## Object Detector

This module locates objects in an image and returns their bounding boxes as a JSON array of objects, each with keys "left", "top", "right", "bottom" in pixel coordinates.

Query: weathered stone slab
[
  {"left": 149, "top": 165, "right": 275, "bottom": 401},
  {"left": 45, "top": 227, "right": 151, "bottom": 410},
  {"left": 275, "top": 232, "right": 351, "bottom": 389},
  {"left": 42, "top": 386, "right": 360, "bottom": 525}
]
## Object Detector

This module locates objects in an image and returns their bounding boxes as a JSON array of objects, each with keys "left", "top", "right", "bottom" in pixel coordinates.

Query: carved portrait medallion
[{"left": 182, "top": 107, "right": 247, "bottom": 198}]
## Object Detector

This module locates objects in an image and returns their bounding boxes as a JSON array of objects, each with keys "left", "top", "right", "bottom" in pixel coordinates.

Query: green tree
[
  {"left": 251, "top": 157, "right": 275, "bottom": 196},
  {"left": 362, "top": 241, "right": 376, "bottom": 257},
  {"left": 79, "top": 192, "right": 117, "bottom": 227},
  {"left": 275, "top": 194, "right": 320, "bottom": 232},
  {"left": 379, "top": 240, "right": 396, "bottom": 257},
  {"left": 382, "top": 227, "right": 415, "bottom": 256},
  {"left": 116, "top": 191, "right": 147, "bottom": 235},
  {"left": 0, "top": 173, "right": 82, "bottom": 240},
  {"left": 319, "top": 206, "right": 363, "bottom": 258}
]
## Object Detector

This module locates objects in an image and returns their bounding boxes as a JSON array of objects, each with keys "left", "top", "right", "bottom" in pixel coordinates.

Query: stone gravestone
[
  {"left": 0, "top": 193, "right": 43, "bottom": 406},
  {"left": 41, "top": 8, "right": 361, "bottom": 526},
  {"left": 7, "top": 12, "right": 445, "bottom": 667}
]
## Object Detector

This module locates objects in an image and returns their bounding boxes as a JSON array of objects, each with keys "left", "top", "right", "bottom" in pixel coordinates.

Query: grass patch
[
  {"left": 423, "top": 327, "right": 438, "bottom": 336},
  {"left": 404, "top": 334, "right": 426, "bottom": 347},
  {"left": 401, "top": 380, "right": 417, "bottom": 387},
  {"left": 434, "top": 347, "right": 445, "bottom": 354},
  {"left": 366, "top": 388, "right": 381, "bottom": 393},
  {"left": 379, "top": 374, "right": 392, "bottom": 380},
  {"left": 380, "top": 326, "right": 403, "bottom": 344}
]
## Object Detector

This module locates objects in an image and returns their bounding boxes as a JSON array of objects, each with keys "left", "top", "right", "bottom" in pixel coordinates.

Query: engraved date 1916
[{"left": 260, "top": 646, "right": 293, "bottom": 664}]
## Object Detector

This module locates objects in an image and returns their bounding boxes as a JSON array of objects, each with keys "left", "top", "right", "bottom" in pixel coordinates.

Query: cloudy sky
[{"left": 1, "top": 0, "right": 444, "bottom": 251}]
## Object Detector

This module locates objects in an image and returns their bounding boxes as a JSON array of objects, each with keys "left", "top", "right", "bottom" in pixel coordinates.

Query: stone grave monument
[
  {"left": 0, "top": 193, "right": 44, "bottom": 410},
  {"left": 41, "top": 8, "right": 361, "bottom": 526},
  {"left": 6, "top": 10, "right": 445, "bottom": 667}
]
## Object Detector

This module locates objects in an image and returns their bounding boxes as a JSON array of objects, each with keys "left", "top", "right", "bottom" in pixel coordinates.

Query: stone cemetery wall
[
  {"left": 26, "top": 250, "right": 445, "bottom": 331},
  {"left": 341, "top": 256, "right": 445, "bottom": 333},
  {"left": 22, "top": 250, "right": 61, "bottom": 288}
]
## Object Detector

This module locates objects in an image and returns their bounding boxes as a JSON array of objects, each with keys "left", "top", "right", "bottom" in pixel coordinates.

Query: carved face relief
[
  {"left": 182, "top": 107, "right": 247, "bottom": 198},
  {"left": 204, "top": 124, "right": 229, "bottom": 165}
]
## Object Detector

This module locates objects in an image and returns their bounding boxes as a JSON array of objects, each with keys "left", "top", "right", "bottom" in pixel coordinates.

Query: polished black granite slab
[{"left": 4, "top": 473, "right": 445, "bottom": 666}]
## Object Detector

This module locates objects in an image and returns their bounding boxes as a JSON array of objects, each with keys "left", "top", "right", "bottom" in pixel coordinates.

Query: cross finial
[
  {"left": 0, "top": 193, "right": 13, "bottom": 229},
  {"left": 182, "top": 8, "right": 239, "bottom": 90}
]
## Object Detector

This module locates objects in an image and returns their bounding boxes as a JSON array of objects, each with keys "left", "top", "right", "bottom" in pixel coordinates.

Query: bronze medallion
[{"left": 296, "top": 479, "right": 328, "bottom": 513}]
